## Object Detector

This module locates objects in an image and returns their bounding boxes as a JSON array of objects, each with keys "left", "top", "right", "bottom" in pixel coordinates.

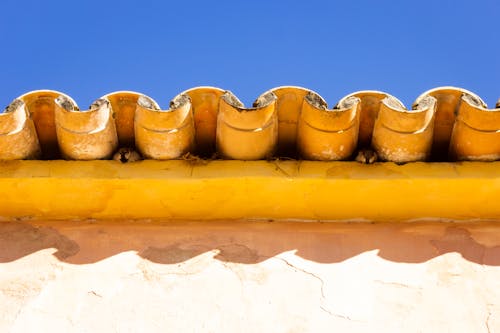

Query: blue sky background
[{"left": 1, "top": 0, "right": 498, "bottom": 108}]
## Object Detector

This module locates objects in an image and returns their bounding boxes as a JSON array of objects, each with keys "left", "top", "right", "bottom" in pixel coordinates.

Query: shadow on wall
[{"left": 0, "top": 220, "right": 499, "bottom": 266}]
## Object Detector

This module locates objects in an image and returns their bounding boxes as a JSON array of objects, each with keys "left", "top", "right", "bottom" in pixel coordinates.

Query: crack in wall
[
  {"left": 275, "top": 256, "right": 364, "bottom": 323},
  {"left": 486, "top": 306, "right": 492, "bottom": 333},
  {"left": 374, "top": 279, "right": 423, "bottom": 290}
]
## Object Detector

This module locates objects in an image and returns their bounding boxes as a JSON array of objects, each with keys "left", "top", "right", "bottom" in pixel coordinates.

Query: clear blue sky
[{"left": 1, "top": 0, "right": 498, "bottom": 108}]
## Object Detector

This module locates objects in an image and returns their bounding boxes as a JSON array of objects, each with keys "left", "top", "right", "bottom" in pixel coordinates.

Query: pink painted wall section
[{"left": 1, "top": 220, "right": 499, "bottom": 332}]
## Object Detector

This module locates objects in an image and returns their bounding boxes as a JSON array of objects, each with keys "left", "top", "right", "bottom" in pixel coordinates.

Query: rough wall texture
[{"left": 0, "top": 220, "right": 499, "bottom": 332}]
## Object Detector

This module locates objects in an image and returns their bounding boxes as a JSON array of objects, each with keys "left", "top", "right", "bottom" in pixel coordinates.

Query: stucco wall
[{"left": 1, "top": 220, "right": 499, "bottom": 332}]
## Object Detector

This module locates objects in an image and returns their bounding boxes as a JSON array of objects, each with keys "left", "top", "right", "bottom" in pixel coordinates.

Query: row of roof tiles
[{"left": 1, "top": 86, "right": 499, "bottom": 162}]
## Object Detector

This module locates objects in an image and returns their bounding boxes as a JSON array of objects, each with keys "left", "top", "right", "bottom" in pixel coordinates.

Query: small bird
[
  {"left": 355, "top": 149, "right": 378, "bottom": 164},
  {"left": 113, "top": 147, "right": 142, "bottom": 163}
]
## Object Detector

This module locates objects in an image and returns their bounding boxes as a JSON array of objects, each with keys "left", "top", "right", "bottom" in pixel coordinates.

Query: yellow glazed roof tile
[{"left": 2, "top": 86, "right": 499, "bottom": 162}]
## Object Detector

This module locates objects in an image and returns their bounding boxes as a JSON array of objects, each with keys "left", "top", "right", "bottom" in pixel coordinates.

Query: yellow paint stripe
[{"left": 0, "top": 160, "right": 499, "bottom": 221}]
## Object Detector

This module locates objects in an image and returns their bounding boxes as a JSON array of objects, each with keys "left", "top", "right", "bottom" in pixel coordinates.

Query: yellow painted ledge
[{"left": 0, "top": 160, "right": 499, "bottom": 221}]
